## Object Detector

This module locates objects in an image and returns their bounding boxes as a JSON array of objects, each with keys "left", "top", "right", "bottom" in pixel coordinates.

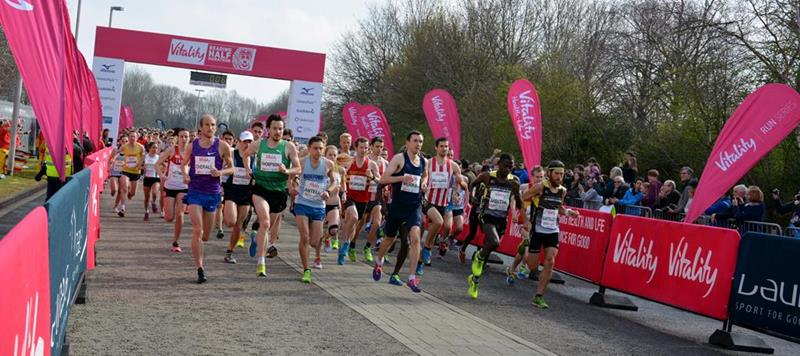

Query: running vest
[
  {"left": 346, "top": 156, "right": 371, "bottom": 203},
  {"left": 389, "top": 152, "right": 425, "bottom": 207},
  {"left": 534, "top": 180, "right": 566, "bottom": 233},
  {"left": 224, "top": 149, "right": 253, "bottom": 187},
  {"left": 143, "top": 153, "right": 159, "bottom": 178},
  {"left": 480, "top": 171, "right": 516, "bottom": 219},
  {"left": 369, "top": 156, "right": 388, "bottom": 201},
  {"left": 164, "top": 147, "right": 188, "bottom": 190},
  {"left": 254, "top": 139, "right": 290, "bottom": 191},
  {"left": 426, "top": 157, "right": 453, "bottom": 207},
  {"left": 296, "top": 156, "right": 329, "bottom": 209},
  {"left": 188, "top": 138, "right": 222, "bottom": 194},
  {"left": 451, "top": 187, "right": 466, "bottom": 210},
  {"left": 121, "top": 143, "right": 143, "bottom": 174},
  {"left": 110, "top": 152, "right": 124, "bottom": 176}
]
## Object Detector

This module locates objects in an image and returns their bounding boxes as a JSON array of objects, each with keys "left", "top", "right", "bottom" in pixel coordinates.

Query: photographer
[{"left": 772, "top": 188, "right": 800, "bottom": 237}]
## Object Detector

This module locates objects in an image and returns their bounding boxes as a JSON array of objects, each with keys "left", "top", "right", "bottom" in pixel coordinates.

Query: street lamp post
[
  {"left": 194, "top": 89, "right": 205, "bottom": 129},
  {"left": 108, "top": 6, "right": 124, "bottom": 27}
]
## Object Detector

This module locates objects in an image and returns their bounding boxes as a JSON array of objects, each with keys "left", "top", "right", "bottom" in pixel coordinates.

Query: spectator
[
  {"left": 679, "top": 182, "right": 697, "bottom": 214},
  {"left": 579, "top": 176, "right": 604, "bottom": 209},
  {"left": 619, "top": 178, "right": 645, "bottom": 215},
  {"left": 714, "top": 184, "right": 748, "bottom": 222},
  {"left": 705, "top": 194, "right": 732, "bottom": 225},
  {"left": 72, "top": 131, "right": 85, "bottom": 173},
  {"left": 604, "top": 175, "right": 629, "bottom": 206},
  {"left": 586, "top": 157, "right": 601, "bottom": 180},
  {"left": 772, "top": 188, "right": 800, "bottom": 237},
  {"left": 567, "top": 170, "right": 586, "bottom": 203},
  {"left": 655, "top": 180, "right": 681, "bottom": 211},
  {"left": 511, "top": 162, "right": 529, "bottom": 184},
  {"left": 642, "top": 169, "right": 662, "bottom": 208},
  {"left": 601, "top": 166, "right": 624, "bottom": 200},
  {"left": 0, "top": 119, "right": 10, "bottom": 175},
  {"left": 462, "top": 160, "right": 477, "bottom": 186},
  {"left": 621, "top": 151, "right": 638, "bottom": 184},
  {"left": 732, "top": 186, "right": 765, "bottom": 223},
  {"left": 673, "top": 166, "right": 698, "bottom": 214}
]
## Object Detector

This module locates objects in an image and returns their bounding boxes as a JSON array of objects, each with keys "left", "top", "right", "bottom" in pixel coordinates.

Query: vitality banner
[
  {"left": 507, "top": 79, "right": 542, "bottom": 170},
  {"left": 342, "top": 102, "right": 365, "bottom": 139},
  {"left": 423, "top": 89, "right": 462, "bottom": 159},
  {"left": 357, "top": 105, "right": 394, "bottom": 157},
  {"left": 556, "top": 208, "right": 613, "bottom": 284}
]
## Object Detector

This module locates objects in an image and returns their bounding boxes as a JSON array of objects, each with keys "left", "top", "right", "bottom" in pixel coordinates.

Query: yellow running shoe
[
  {"left": 236, "top": 234, "right": 245, "bottom": 248},
  {"left": 256, "top": 263, "right": 266, "bottom": 277}
]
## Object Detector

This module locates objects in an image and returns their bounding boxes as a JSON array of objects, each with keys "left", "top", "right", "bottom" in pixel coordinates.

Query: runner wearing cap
[{"left": 222, "top": 131, "right": 255, "bottom": 264}]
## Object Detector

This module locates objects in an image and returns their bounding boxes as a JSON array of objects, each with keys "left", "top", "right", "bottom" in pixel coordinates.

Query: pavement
[{"left": 63, "top": 190, "right": 800, "bottom": 355}]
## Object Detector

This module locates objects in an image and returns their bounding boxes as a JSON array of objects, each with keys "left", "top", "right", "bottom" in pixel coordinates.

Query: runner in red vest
[
  {"left": 350, "top": 137, "right": 389, "bottom": 264},
  {"left": 339, "top": 137, "right": 379, "bottom": 265}
]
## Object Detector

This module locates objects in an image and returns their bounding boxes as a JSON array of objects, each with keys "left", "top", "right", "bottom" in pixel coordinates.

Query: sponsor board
[{"left": 92, "top": 57, "right": 124, "bottom": 145}]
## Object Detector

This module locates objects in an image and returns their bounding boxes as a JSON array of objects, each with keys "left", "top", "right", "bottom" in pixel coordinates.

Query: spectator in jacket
[
  {"left": 621, "top": 151, "right": 638, "bottom": 184},
  {"left": 579, "top": 176, "right": 604, "bottom": 210},
  {"left": 673, "top": 166, "right": 697, "bottom": 213},
  {"left": 642, "top": 169, "right": 662, "bottom": 208},
  {"left": 602, "top": 166, "right": 624, "bottom": 199},
  {"left": 619, "top": 178, "right": 645, "bottom": 215},
  {"left": 733, "top": 186, "right": 765, "bottom": 223},
  {"left": 604, "top": 176, "right": 629, "bottom": 205},
  {"left": 706, "top": 195, "right": 732, "bottom": 225},
  {"left": 655, "top": 180, "right": 681, "bottom": 211},
  {"left": 511, "top": 162, "right": 529, "bottom": 185},
  {"left": 771, "top": 188, "right": 800, "bottom": 236},
  {"left": 567, "top": 170, "right": 586, "bottom": 202}
]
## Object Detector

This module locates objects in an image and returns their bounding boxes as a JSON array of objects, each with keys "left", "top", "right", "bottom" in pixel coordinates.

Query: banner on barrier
[
  {"left": 0, "top": 207, "right": 51, "bottom": 356},
  {"left": 601, "top": 215, "right": 739, "bottom": 320},
  {"left": 45, "top": 169, "right": 90, "bottom": 356},
  {"left": 87, "top": 162, "right": 103, "bottom": 270},
  {"left": 556, "top": 208, "right": 612, "bottom": 284},
  {"left": 731, "top": 233, "right": 800, "bottom": 339}
]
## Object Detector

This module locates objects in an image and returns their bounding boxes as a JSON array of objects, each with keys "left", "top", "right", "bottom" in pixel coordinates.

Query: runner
[
  {"left": 506, "top": 165, "right": 545, "bottom": 285},
  {"left": 222, "top": 131, "right": 255, "bottom": 264},
  {"left": 523, "top": 160, "right": 579, "bottom": 308},
  {"left": 142, "top": 142, "right": 161, "bottom": 221},
  {"left": 458, "top": 166, "right": 489, "bottom": 264},
  {"left": 467, "top": 153, "right": 526, "bottom": 299},
  {"left": 419, "top": 138, "right": 463, "bottom": 274},
  {"left": 237, "top": 121, "right": 266, "bottom": 249},
  {"left": 116, "top": 131, "right": 145, "bottom": 217},
  {"left": 339, "top": 137, "right": 380, "bottom": 265},
  {"left": 181, "top": 115, "right": 234, "bottom": 283},
  {"left": 372, "top": 131, "right": 428, "bottom": 293},
  {"left": 242, "top": 114, "right": 301, "bottom": 277},
  {"left": 323, "top": 145, "right": 346, "bottom": 254},
  {"left": 156, "top": 128, "right": 190, "bottom": 253},
  {"left": 337, "top": 133, "right": 354, "bottom": 166},
  {"left": 354, "top": 137, "right": 389, "bottom": 263},
  {"left": 445, "top": 149, "right": 469, "bottom": 256},
  {"left": 108, "top": 137, "right": 126, "bottom": 203},
  {"left": 294, "top": 136, "right": 337, "bottom": 282},
  {"left": 215, "top": 131, "right": 236, "bottom": 239}
]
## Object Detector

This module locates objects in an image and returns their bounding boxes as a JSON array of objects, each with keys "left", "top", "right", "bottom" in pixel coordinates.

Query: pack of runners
[{"left": 111, "top": 114, "right": 576, "bottom": 309}]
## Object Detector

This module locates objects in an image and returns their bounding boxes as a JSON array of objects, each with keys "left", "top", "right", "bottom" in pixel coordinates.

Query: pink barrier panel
[
  {"left": 556, "top": 208, "right": 613, "bottom": 284},
  {"left": 86, "top": 162, "right": 102, "bottom": 270},
  {"left": 0, "top": 207, "right": 51, "bottom": 356},
  {"left": 601, "top": 215, "right": 740, "bottom": 320}
]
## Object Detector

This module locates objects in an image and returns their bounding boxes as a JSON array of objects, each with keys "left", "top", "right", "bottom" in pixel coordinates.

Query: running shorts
[
  {"left": 252, "top": 185, "right": 288, "bottom": 213},
  {"left": 164, "top": 188, "right": 188, "bottom": 198},
  {"left": 528, "top": 231, "right": 559, "bottom": 253},
  {"left": 143, "top": 177, "right": 160, "bottom": 187},
  {"left": 122, "top": 171, "right": 141, "bottom": 181},
  {"left": 183, "top": 191, "right": 222, "bottom": 212},
  {"left": 424, "top": 202, "right": 448, "bottom": 217},
  {"left": 294, "top": 203, "right": 326, "bottom": 221},
  {"left": 479, "top": 215, "right": 508, "bottom": 240},
  {"left": 325, "top": 204, "right": 339, "bottom": 214},
  {"left": 343, "top": 198, "right": 369, "bottom": 218},
  {"left": 384, "top": 203, "right": 423, "bottom": 238},
  {"left": 451, "top": 208, "right": 465, "bottom": 217},
  {"left": 223, "top": 185, "right": 253, "bottom": 206}
]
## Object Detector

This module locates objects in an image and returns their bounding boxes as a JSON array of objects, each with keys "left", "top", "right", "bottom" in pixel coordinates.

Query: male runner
[
  {"left": 156, "top": 128, "right": 190, "bottom": 253},
  {"left": 419, "top": 138, "right": 463, "bottom": 274},
  {"left": 467, "top": 153, "right": 526, "bottom": 299},
  {"left": 506, "top": 165, "right": 545, "bottom": 285},
  {"left": 523, "top": 160, "right": 579, "bottom": 308},
  {"left": 236, "top": 122, "right": 266, "bottom": 249},
  {"left": 337, "top": 133, "right": 354, "bottom": 166},
  {"left": 351, "top": 137, "right": 389, "bottom": 263},
  {"left": 372, "top": 131, "right": 428, "bottom": 293},
  {"left": 115, "top": 131, "right": 145, "bottom": 217},
  {"left": 242, "top": 115, "right": 301, "bottom": 277},
  {"left": 222, "top": 131, "right": 255, "bottom": 264},
  {"left": 445, "top": 149, "right": 469, "bottom": 255},
  {"left": 181, "top": 115, "right": 234, "bottom": 283},
  {"left": 339, "top": 137, "right": 380, "bottom": 265},
  {"left": 294, "top": 136, "right": 337, "bottom": 282}
]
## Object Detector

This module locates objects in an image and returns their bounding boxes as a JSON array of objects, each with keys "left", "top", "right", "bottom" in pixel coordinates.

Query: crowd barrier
[{"left": 0, "top": 147, "right": 111, "bottom": 356}]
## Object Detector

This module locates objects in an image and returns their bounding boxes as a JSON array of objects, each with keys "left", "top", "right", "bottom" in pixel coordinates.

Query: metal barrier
[
  {"left": 565, "top": 197, "right": 603, "bottom": 211},
  {"left": 652, "top": 209, "right": 686, "bottom": 222},
  {"left": 739, "top": 221, "right": 782, "bottom": 236},
  {"left": 617, "top": 205, "right": 653, "bottom": 218}
]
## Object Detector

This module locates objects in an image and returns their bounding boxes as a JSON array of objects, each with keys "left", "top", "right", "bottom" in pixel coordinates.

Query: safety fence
[{"left": 0, "top": 148, "right": 111, "bottom": 356}]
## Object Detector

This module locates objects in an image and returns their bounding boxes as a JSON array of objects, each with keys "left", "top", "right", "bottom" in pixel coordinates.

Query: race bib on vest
[
  {"left": 541, "top": 208, "right": 558, "bottom": 229},
  {"left": 113, "top": 160, "right": 124, "bottom": 171},
  {"left": 260, "top": 153, "right": 282, "bottom": 172},
  {"left": 303, "top": 180, "right": 325, "bottom": 201},
  {"left": 195, "top": 156, "right": 214, "bottom": 175},
  {"left": 232, "top": 167, "right": 250, "bottom": 185},
  {"left": 488, "top": 189, "right": 511, "bottom": 212},
  {"left": 401, "top": 174, "right": 421, "bottom": 194},
  {"left": 349, "top": 175, "right": 367, "bottom": 191},
  {"left": 125, "top": 156, "right": 138, "bottom": 168},
  {"left": 369, "top": 181, "right": 378, "bottom": 193},
  {"left": 144, "top": 164, "right": 157, "bottom": 178},
  {"left": 430, "top": 172, "right": 449, "bottom": 189}
]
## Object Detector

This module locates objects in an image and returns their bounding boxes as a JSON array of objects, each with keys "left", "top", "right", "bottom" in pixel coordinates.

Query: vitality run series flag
[
  {"left": 0, "top": 0, "right": 69, "bottom": 179},
  {"left": 507, "top": 79, "right": 542, "bottom": 169},
  {"left": 685, "top": 84, "right": 800, "bottom": 223},
  {"left": 357, "top": 105, "right": 394, "bottom": 157},
  {"left": 342, "top": 102, "right": 366, "bottom": 139},
  {"left": 422, "top": 89, "right": 462, "bottom": 159}
]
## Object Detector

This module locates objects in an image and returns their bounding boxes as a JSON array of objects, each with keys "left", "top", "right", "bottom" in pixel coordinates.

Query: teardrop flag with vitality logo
[
  {"left": 357, "top": 105, "right": 394, "bottom": 157},
  {"left": 507, "top": 79, "right": 542, "bottom": 170},
  {"left": 342, "top": 102, "right": 365, "bottom": 139},
  {"left": 422, "top": 89, "right": 461, "bottom": 159},
  {"left": 685, "top": 84, "right": 800, "bottom": 223}
]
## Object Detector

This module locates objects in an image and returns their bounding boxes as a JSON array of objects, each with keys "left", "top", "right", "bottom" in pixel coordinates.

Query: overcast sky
[{"left": 68, "top": 0, "right": 386, "bottom": 104}]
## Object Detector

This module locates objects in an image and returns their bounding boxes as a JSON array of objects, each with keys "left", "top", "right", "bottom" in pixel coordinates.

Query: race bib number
[
  {"left": 302, "top": 180, "right": 325, "bottom": 201},
  {"left": 113, "top": 160, "right": 124, "bottom": 171},
  {"left": 349, "top": 175, "right": 367, "bottom": 191},
  {"left": 144, "top": 165, "right": 157, "bottom": 178},
  {"left": 541, "top": 208, "right": 558, "bottom": 229},
  {"left": 232, "top": 167, "right": 250, "bottom": 185},
  {"left": 369, "top": 181, "right": 378, "bottom": 193},
  {"left": 400, "top": 174, "right": 421, "bottom": 194},
  {"left": 125, "top": 156, "right": 138, "bottom": 168},
  {"left": 488, "top": 189, "right": 511, "bottom": 212},
  {"left": 430, "top": 172, "right": 449, "bottom": 189},
  {"left": 194, "top": 156, "right": 214, "bottom": 175},
  {"left": 169, "top": 164, "right": 183, "bottom": 177},
  {"left": 260, "top": 153, "right": 282, "bottom": 172}
]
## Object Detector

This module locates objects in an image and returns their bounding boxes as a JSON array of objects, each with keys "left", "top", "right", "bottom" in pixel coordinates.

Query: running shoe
[
  {"left": 171, "top": 243, "right": 182, "bottom": 253},
  {"left": 505, "top": 267, "right": 516, "bottom": 286},
  {"left": 416, "top": 263, "right": 424, "bottom": 276},
  {"left": 151, "top": 202, "right": 158, "bottom": 213},
  {"left": 439, "top": 240, "right": 448, "bottom": 256},
  {"left": 112, "top": 206, "right": 119, "bottom": 214},
  {"left": 372, "top": 264, "right": 382, "bottom": 281},
  {"left": 468, "top": 274, "right": 479, "bottom": 299},
  {"left": 458, "top": 249, "right": 467, "bottom": 264},
  {"left": 144, "top": 212, "right": 150, "bottom": 221},
  {"left": 532, "top": 295, "right": 549, "bottom": 309},
  {"left": 197, "top": 268, "right": 207, "bottom": 284},
  {"left": 421, "top": 248, "right": 432, "bottom": 266},
  {"left": 216, "top": 228, "right": 224, "bottom": 239},
  {"left": 471, "top": 251, "right": 485, "bottom": 277},
  {"left": 267, "top": 245, "right": 278, "bottom": 258},
  {"left": 313, "top": 258, "right": 322, "bottom": 269},
  {"left": 224, "top": 254, "right": 237, "bottom": 264},
  {"left": 337, "top": 243, "right": 348, "bottom": 265},
  {"left": 256, "top": 263, "right": 266, "bottom": 277},
  {"left": 406, "top": 279, "right": 421, "bottom": 293},
  {"left": 324, "top": 238, "right": 332, "bottom": 253},
  {"left": 347, "top": 246, "right": 357, "bottom": 262},
  {"left": 388, "top": 274, "right": 403, "bottom": 286},
  {"left": 236, "top": 235, "right": 245, "bottom": 248},
  {"left": 118, "top": 206, "right": 125, "bottom": 218},
  {"left": 249, "top": 232, "right": 257, "bottom": 258},
  {"left": 301, "top": 269, "right": 312, "bottom": 283},
  {"left": 332, "top": 238, "right": 340, "bottom": 250},
  {"left": 364, "top": 247, "right": 374, "bottom": 263},
  {"left": 516, "top": 268, "right": 529, "bottom": 280}
]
